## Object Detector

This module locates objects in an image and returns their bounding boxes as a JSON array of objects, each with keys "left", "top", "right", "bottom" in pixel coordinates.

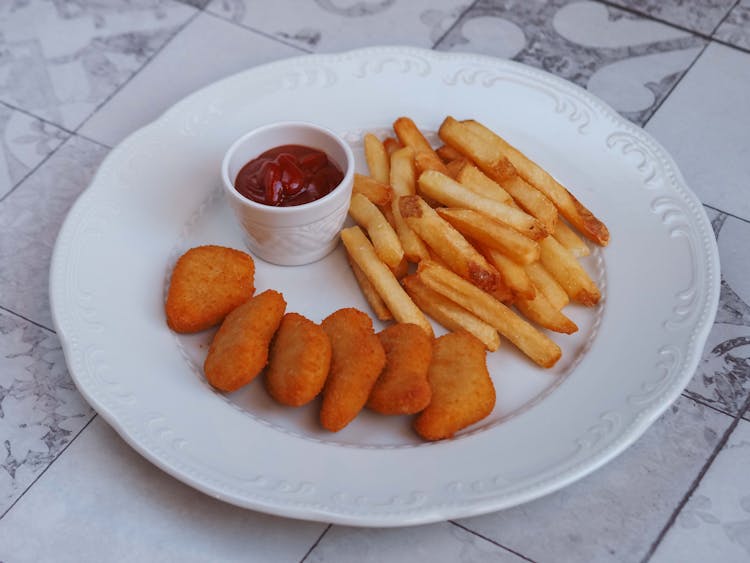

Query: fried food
[
  {"left": 165, "top": 245, "right": 255, "bottom": 333},
  {"left": 320, "top": 308, "right": 387, "bottom": 431},
  {"left": 204, "top": 289, "right": 286, "bottom": 392},
  {"left": 366, "top": 323, "right": 433, "bottom": 415},
  {"left": 264, "top": 313, "right": 331, "bottom": 406},
  {"left": 364, "top": 133, "right": 390, "bottom": 184},
  {"left": 414, "top": 331, "right": 496, "bottom": 441},
  {"left": 346, "top": 252, "right": 393, "bottom": 321},
  {"left": 539, "top": 236, "right": 601, "bottom": 306}
]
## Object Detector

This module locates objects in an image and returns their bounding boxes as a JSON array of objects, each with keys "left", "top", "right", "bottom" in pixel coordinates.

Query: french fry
[
  {"left": 383, "top": 137, "right": 401, "bottom": 156},
  {"left": 553, "top": 218, "right": 590, "bottom": 257},
  {"left": 346, "top": 253, "right": 392, "bottom": 321},
  {"left": 390, "top": 147, "right": 430, "bottom": 262},
  {"left": 480, "top": 244, "right": 536, "bottom": 300},
  {"left": 364, "top": 134, "right": 389, "bottom": 185},
  {"left": 439, "top": 117, "right": 557, "bottom": 232},
  {"left": 455, "top": 163, "right": 513, "bottom": 205},
  {"left": 437, "top": 208, "right": 540, "bottom": 265},
  {"left": 400, "top": 196, "right": 500, "bottom": 293},
  {"left": 341, "top": 226, "right": 433, "bottom": 337},
  {"left": 418, "top": 170, "right": 547, "bottom": 240},
  {"left": 403, "top": 275, "right": 500, "bottom": 351},
  {"left": 460, "top": 119, "right": 609, "bottom": 246},
  {"left": 539, "top": 236, "right": 601, "bottom": 306},
  {"left": 348, "top": 193, "right": 404, "bottom": 269},
  {"left": 417, "top": 261, "right": 561, "bottom": 367},
  {"left": 446, "top": 157, "right": 470, "bottom": 179},
  {"left": 514, "top": 292, "right": 578, "bottom": 334},
  {"left": 353, "top": 173, "right": 392, "bottom": 207},
  {"left": 393, "top": 117, "right": 449, "bottom": 175},
  {"left": 391, "top": 256, "right": 409, "bottom": 279},
  {"left": 525, "top": 262, "right": 569, "bottom": 310},
  {"left": 436, "top": 144, "right": 463, "bottom": 163}
]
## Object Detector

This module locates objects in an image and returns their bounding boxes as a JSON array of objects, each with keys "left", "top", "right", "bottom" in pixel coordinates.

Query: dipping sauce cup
[{"left": 221, "top": 122, "right": 354, "bottom": 266}]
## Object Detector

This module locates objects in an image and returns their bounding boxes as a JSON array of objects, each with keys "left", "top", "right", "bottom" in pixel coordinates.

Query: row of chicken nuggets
[{"left": 165, "top": 244, "right": 495, "bottom": 440}]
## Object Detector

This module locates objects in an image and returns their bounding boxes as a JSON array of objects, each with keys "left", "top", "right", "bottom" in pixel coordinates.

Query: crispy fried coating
[
  {"left": 166, "top": 245, "right": 255, "bottom": 333},
  {"left": 367, "top": 323, "right": 433, "bottom": 415},
  {"left": 320, "top": 308, "right": 386, "bottom": 432},
  {"left": 414, "top": 331, "right": 496, "bottom": 441},
  {"left": 265, "top": 313, "right": 332, "bottom": 406},
  {"left": 204, "top": 290, "right": 286, "bottom": 392}
]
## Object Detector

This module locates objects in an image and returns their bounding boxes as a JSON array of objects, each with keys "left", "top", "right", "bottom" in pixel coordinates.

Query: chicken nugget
[
  {"left": 320, "top": 308, "right": 386, "bottom": 432},
  {"left": 414, "top": 331, "right": 495, "bottom": 441},
  {"left": 204, "top": 290, "right": 286, "bottom": 392},
  {"left": 367, "top": 323, "right": 433, "bottom": 415},
  {"left": 166, "top": 245, "right": 255, "bottom": 333},
  {"left": 265, "top": 313, "right": 332, "bottom": 406}
]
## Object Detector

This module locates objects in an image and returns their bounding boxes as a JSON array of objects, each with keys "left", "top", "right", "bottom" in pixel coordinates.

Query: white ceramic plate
[{"left": 49, "top": 46, "right": 719, "bottom": 526}]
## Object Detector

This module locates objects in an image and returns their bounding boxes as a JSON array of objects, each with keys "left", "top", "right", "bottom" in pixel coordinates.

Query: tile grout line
[
  {"left": 298, "top": 523, "right": 332, "bottom": 563},
  {"left": 0, "top": 305, "right": 56, "bottom": 334},
  {"left": 681, "top": 391, "right": 739, "bottom": 420},
  {"left": 0, "top": 413, "right": 98, "bottom": 521},
  {"left": 200, "top": 10, "right": 312, "bottom": 54},
  {"left": 703, "top": 203, "right": 750, "bottom": 226},
  {"left": 431, "top": 0, "right": 481, "bottom": 49},
  {"left": 642, "top": 393, "right": 750, "bottom": 562},
  {"left": 449, "top": 521, "right": 537, "bottom": 562},
  {"left": 72, "top": 8, "right": 203, "bottom": 135}
]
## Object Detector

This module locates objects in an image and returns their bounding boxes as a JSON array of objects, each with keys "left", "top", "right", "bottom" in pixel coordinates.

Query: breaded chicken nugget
[
  {"left": 367, "top": 323, "right": 433, "bottom": 415},
  {"left": 414, "top": 331, "right": 495, "bottom": 441},
  {"left": 166, "top": 245, "right": 255, "bottom": 333},
  {"left": 320, "top": 308, "right": 386, "bottom": 432},
  {"left": 265, "top": 313, "right": 332, "bottom": 406},
  {"left": 204, "top": 290, "right": 286, "bottom": 392}
]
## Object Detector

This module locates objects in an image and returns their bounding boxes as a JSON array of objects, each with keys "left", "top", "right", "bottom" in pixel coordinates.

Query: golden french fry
[
  {"left": 525, "top": 262, "right": 569, "bottom": 310},
  {"left": 437, "top": 208, "right": 540, "bottom": 265},
  {"left": 364, "top": 134, "right": 389, "bottom": 185},
  {"left": 514, "top": 292, "right": 578, "bottom": 334},
  {"left": 417, "top": 261, "right": 561, "bottom": 368},
  {"left": 346, "top": 252, "right": 392, "bottom": 321},
  {"left": 348, "top": 193, "right": 404, "bottom": 269},
  {"left": 400, "top": 196, "right": 500, "bottom": 293},
  {"left": 436, "top": 144, "right": 463, "bottom": 163},
  {"left": 390, "top": 255, "right": 409, "bottom": 279},
  {"left": 439, "top": 117, "right": 557, "bottom": 232},
  {"left": 341, "top": 227, "right": 433, "bottom": 337},
  {"left": 460, "top": 119, "right": 609, "bottom": 246},
  {"left": 353, "top": 173, "right": 392, "bottom": 207},
  {"left": 403, "top": 275, "right": 500, "bottom": 351},
  {"left": 390, "top": 147, "right": 430, "bottom": 262},
  {"left": 480, "top": 244, "right": 536, "bottom": 300},
  {"left": 418, "top": 170, "right": 547, "bottom": 240},
  {"left": 539, "top": 236, "right": 601, "bottom": 306},
  {"left": 553, "top": 218, "right": 590, "bottom": 257},
  {"left": 383, "top": 137, "right": 401, "bottom": 156},
  {"left": 393, "top": 117, "right": 449, "bottom": 175},
  {"left": 446, "top": 157, "right": 470, "bottom": 179},
  {"left": 455, "top": 163, "right": 513, "bottom": 205}
]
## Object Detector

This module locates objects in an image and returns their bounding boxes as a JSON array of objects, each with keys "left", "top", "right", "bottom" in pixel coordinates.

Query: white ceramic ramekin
[{"left": 221, "top": 121, "right": 354, "bottom": 266}]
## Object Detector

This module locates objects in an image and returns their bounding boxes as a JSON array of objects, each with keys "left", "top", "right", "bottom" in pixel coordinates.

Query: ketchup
[{"left": 234, "top": 145, "right": 344, "bottom": 207}]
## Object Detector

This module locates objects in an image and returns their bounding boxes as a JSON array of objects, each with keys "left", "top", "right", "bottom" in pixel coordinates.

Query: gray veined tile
[
  {"left": 456, "top": 396, "right": 731, "bottom": 563},
  {"left": 307, "top": 523, "right": 527, "bottom": 563},
  {"left": 651, "top": 419, "right": 750, "bottom": 563},
  {"left": 80, "top": 12, "right": 301, "bottom": 147},
  {"left": 0, "top": 417, "right": 326, "bottom": 563},
  {"left": 435, "top": 0, "right": 706, "bottom": 125},
  {"left": 685, "top": 209, "right": 750, "bottom": 417},
  {"left": 205, "top": 0, "right": 472, "bottom": 52},
  {"left": 0, "top": 105, "right": 68, "bottom": 200},
  {"left": 0, "top": 136, "right": 109, "bottom": 329},
  {"left": 605, "top": 0, "right": 737, "bottom": 35},
  {"left": 0, "top": 0, "right": 197, "bottom": 130},
  {"left": 646, "top": 43, "right": 750, "bottom": 222},
  {"left": 715, "top": 0, "right": 750, "bottom": 50},
  {"left": 0, "top": 309, "right": 94, "bottom": 515}
]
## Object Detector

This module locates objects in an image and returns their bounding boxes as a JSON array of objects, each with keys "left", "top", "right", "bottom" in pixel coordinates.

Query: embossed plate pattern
[{"left": 49, "top": 47, "right": 719, "bottom": 526}]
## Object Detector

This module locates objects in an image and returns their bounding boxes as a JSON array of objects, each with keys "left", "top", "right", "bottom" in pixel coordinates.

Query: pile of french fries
[{"left": 342, "top": 116, "right": 609, "bottom": 369}]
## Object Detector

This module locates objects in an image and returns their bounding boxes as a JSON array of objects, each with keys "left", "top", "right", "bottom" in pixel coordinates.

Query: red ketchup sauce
[{"left": 234, "top": 145, "right": 344, "bottom": 207}]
